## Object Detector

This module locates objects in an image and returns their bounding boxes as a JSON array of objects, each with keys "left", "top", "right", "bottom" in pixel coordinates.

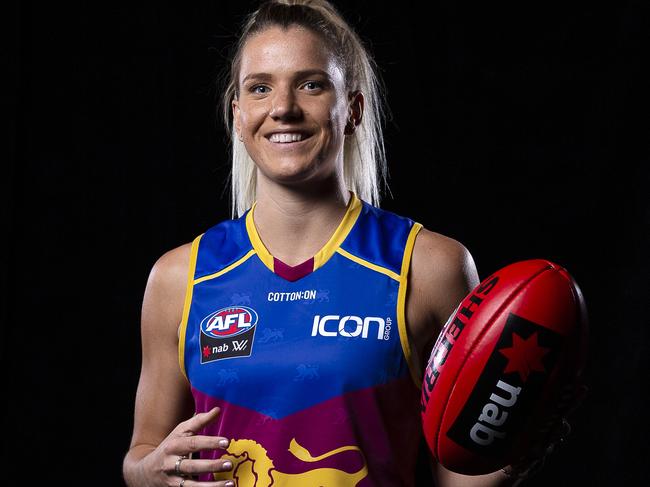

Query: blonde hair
[{"left": 221, "top": 0, "right": 389, "bottom": 217}]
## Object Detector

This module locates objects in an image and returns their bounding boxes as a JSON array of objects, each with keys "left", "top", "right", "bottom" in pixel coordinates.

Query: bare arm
[
  {"left": 406, "top": 228, "right": 521, "bottom": 487},
  {"left": 122, "top": 244, "right": 233, "bottom": 487}
]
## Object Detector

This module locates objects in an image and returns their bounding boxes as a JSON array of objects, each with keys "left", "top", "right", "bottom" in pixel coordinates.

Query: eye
[
  {"left": 302, "top": 81, "right": 324, "bottom": 91},
  {"left": 250, "top": 84, "right": 270, "bottom": 94}
]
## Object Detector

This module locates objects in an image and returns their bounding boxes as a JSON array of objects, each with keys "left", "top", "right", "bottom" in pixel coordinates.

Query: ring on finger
[
  {"left": 175, "top": 455, "right": 188, "bottom": 476},
  {"left": 179, "top": 479, "right": 186, "bottom": 487}
]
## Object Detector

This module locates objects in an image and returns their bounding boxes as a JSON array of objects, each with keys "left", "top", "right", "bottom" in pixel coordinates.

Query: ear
[
  {"left": 344, "top": 91, "right": 364, "bottom": 136},
  {"left": 232, "top": 98, "right": 243, "bottom": 141}
]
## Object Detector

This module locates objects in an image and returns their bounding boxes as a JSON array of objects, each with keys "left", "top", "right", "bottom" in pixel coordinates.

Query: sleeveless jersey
[{"left": 180, "top": 192, "right": 424, "bottom": 486}]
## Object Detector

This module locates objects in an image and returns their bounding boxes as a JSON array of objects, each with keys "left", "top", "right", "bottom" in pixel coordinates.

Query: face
[{"left": 233, "top": 26, "right": 356, "bottom": 185}]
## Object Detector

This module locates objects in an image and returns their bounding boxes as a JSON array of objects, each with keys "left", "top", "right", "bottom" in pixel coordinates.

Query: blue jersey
[{"left": 180, "top": 192, "right": 424, "bottom": 486}]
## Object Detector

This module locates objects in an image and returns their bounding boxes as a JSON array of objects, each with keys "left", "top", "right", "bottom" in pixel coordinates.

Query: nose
[{"left": 269, "top": 86, "right": 302, "bottom": 121}]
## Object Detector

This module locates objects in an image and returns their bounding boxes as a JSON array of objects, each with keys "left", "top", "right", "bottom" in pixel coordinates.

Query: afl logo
[{"left": 200, "top": 306, "right": 259, "bottom": 339}]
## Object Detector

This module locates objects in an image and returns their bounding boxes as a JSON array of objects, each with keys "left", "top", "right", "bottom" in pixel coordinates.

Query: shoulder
[
  {"left": 406, "top": 227, "right": 480, "bottom": 372},
  {"left": 147, "top": 242, "right": 193, "bottom": 294},
  {"left": 141, "top": 242, "right": 193, "bottom": 334},
  {"left": 410, "top": 227, "right": 479, "bottom": 298}
]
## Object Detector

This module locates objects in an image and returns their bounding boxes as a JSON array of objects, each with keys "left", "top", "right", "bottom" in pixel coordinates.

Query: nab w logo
[
  {"left": 311, "top": 315, "right": 389, "bottom": 340},
  {"left": 232, "top": 340, "right": 249, "bottom": 352}
]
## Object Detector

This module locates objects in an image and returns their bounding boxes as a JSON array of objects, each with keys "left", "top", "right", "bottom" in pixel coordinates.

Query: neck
[{"left": 251, "top": 172, "right": 351, "bottom": 267}]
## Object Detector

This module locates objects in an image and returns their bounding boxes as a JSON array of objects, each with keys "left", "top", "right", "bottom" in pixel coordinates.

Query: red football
[{"left": 420, "top": 259, "right": 588, "bottom": 475}]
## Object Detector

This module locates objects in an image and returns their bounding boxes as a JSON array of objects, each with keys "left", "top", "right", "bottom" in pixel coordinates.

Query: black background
[{"left": 4, "top": 1, "right": 649, "bottom": 486}]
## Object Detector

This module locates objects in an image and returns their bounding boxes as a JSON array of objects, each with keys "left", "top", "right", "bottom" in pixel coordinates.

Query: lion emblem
[{"left": 214, "top": 438, "right": 368, "bottom": 486}]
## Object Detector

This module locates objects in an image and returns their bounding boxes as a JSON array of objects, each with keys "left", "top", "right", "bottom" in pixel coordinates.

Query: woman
[{"left": 122, "top": 1, "right": 559, "bottom": 485}]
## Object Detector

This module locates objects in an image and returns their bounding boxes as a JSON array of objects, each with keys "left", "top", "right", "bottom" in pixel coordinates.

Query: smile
[{"left": 268, "top": 132, "right": 309, "bottom": 143}]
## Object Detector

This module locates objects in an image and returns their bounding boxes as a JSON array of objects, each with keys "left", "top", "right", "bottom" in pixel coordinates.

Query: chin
[{"left": 259, "top": 156, "right": 327, "bottom": 183}]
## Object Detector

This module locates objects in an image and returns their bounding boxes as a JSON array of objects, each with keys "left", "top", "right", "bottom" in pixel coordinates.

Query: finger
[
  {"left": 551, "top": 420, "right": 571, "bottom": 447},
  {"left": 175, "top": 458, "right": 234, "bottom": 476},
  {"left": 172, "top": 478, "right": 235, "bottom": 487},
  {"left": 554, "top": 382, "right": 587, "bottom": 421},
  {"left": 555, "top": 418, "right": 571, "bottom": 445},
  {"left": 176, "top": 407, "right": 222, "bottom": 436},
  {"left": 550, "top": 416, "right": 569, "bottom": 436},
  {"left": 184, "top": 435, "right": 230, "bottom": 455},
  {"left": 566, "top": 384, "right": 589, "bottom": 416},
  {"left": 166, "top": 435, "right": 231, "bottom": 458}
]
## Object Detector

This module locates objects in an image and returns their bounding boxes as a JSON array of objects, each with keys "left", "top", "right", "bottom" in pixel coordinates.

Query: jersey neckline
[{"left": 245, "top": 192, "right": 363, "bottom": 281}]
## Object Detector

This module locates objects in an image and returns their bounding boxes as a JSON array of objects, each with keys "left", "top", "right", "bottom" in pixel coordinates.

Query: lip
[
  {"left": 265, "top": 128, "right": 312, "bottom": 138},
  {"left": 264, "top": 129, "right": 314, "bottom": 148},
  {"left": 264, "top": 136, "right": 313, "bottom": 152}
]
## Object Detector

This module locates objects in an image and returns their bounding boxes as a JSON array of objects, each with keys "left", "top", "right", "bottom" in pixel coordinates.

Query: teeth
[{"left": 269, "top": 133, "right": 305, "bottom": 143}]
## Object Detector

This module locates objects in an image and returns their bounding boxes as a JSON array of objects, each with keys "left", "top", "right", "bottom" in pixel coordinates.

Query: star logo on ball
[
  {"left": 202, "top": 346, "right": 211, "bottom": 358},
  {"left": 498, "top": 331, "right": 550, "bottom": 382}
]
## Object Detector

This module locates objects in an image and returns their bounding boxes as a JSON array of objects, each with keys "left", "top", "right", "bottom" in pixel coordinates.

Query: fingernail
[
  {"left": 223, "top": 461, "right": 233, "bottom": 470},
  {"left": 219, "top": 439, "right": 230, "bottom": 448}
]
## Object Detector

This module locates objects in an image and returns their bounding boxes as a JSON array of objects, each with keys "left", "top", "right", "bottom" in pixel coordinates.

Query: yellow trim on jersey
[
  {"left": 397, "top": 222, "right": 423, "bottom": 388},
  {"left": 244, "top": 192, "right": 362, "bottom": 273},
  {"left": 178, "top": 234, "right": 203, "bottom": 379},
  {"left": 336, "top": 247, "right": 400, "bottom": 282},
  {"left": 313, "top": 193, "right": 362, "bottom": 270},
  {"left": 193, "top": 249, "right": 256, "bottom": 285},
  {"left": 245, "top": 202, "right": 275, "bottom": 271}
]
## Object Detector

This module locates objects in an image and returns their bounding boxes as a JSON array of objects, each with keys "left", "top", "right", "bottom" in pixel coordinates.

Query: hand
[
  {"left": 137, "top": 407, "right": 235, "bottom": 487},
  {"left": 502, "top": 382, "right": 588, "bottom": 481}
]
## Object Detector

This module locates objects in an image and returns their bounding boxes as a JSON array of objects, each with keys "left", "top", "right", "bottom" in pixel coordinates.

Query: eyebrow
[{"left": 241, "top": 69, "right": 332, "bottom": 84}]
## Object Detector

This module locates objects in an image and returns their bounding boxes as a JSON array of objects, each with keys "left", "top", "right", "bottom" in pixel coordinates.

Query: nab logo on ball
[
  {"left": 200, "top": 306, "right": 258, "bottom": 364},
  {"left": 446, "top": 312, "right": 563, "bottom": 457}
]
